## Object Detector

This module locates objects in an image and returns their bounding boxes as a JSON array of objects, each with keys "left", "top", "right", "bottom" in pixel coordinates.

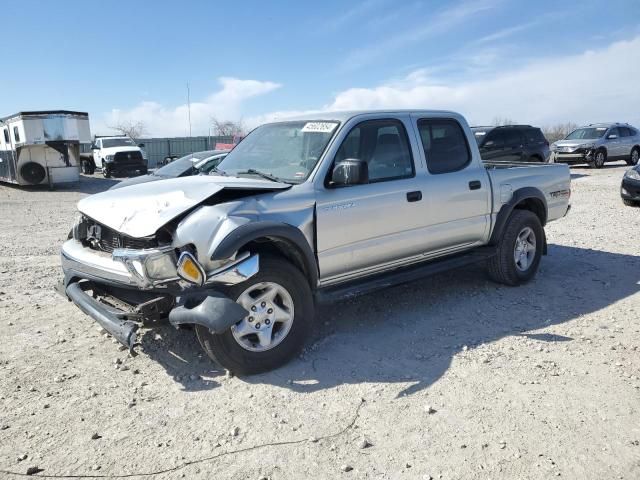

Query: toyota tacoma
[{"left": 59, "top": 110, "right": 571, "bottom": 374}]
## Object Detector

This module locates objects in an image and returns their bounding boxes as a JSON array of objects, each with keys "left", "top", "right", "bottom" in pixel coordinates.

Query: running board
[{"left": 315, "top": 247, "right": 497, "bottom": 304}]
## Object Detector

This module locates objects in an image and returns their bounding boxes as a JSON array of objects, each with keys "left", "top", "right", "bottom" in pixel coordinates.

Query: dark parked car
[
  {"left": 471, "top": 125, "right": 550, "bottom": 163},
  {"left": 109, "top": 150, "right": 229, "bottom": 190},
  {"left": 621, "top": 164, "right": 640, "bottom": 206}
]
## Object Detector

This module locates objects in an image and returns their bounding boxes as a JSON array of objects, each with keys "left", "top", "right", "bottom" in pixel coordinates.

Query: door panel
[
  {"left": 414, "top": 116, "right": 490, "bottom": 251},
  {"left": 316, "top": 177, "right": 430, "bottom": 280},
  {"left": 607, "top": 128, "right": 622, "bottom": 159},
  {"left": 315, "top": 117, "right": 428, "bottom": 281}
]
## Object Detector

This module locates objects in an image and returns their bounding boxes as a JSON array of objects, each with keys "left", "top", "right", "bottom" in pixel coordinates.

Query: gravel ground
[{"left": 0, "top": 164, "right": 639, "bottom": 479}]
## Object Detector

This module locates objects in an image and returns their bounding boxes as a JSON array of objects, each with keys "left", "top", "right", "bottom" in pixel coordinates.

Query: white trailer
[{"left": 0, "top": 110, "right": 91, "bottom": 186}]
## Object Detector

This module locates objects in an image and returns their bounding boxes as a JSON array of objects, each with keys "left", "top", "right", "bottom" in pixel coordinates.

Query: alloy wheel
[
  {"left": 513, "top": 226, "right": 536, "bottom": 272},
  {"left": 231, "top": 281, "right": 295, "bottom": 352}
]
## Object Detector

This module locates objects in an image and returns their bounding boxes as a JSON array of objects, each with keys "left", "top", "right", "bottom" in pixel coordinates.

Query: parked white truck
[
  {"left": 0, "top": 110, "right": 91, "bottom": 187},
  {"left": 80, "top": 135, "right": 147, "bottom": 177},
  {"left": 59, "top": 110, "right": 571, "bottom": 374}
]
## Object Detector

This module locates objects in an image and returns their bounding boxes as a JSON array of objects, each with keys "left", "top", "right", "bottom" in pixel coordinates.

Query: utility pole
[{"left": 187, "top": 82, "right": 192, "bottom": 137}]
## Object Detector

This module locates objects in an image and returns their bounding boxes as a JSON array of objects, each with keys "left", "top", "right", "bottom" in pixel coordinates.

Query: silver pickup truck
[{"left": 59, "top": 110, "right": 571, "bottom": 374}]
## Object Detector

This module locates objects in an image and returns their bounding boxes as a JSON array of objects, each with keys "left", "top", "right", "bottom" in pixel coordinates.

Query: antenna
[{"left": 187, "top": 82, "right": 192, "bottom": 137}]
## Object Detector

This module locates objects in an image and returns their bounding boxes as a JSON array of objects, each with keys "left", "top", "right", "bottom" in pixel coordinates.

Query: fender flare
[
  {"left": 211, "top": 221, "right": 319, "bottom": 288},
  {"left": 489, "top": 187, "right": 548, "bottom": 247}
]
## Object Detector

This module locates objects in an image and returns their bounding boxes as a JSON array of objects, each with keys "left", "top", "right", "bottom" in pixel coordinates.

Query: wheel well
[
  {"left": 529, "top": 154, "right": 543, "bottom": 162},
  {"left": 240, "top": 236, "right": 315, "bottom": 287},
  {"left": 514, "top": 197, "right": 547, "bottom": 226}
]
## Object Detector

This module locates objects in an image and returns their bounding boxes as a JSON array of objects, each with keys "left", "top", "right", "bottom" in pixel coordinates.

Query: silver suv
[{"left": 551, "top": 123, "right": 640, "bottom": 168}]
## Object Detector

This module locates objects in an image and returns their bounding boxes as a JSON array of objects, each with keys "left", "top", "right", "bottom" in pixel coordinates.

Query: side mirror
[
  {"left": 331, "top": 159, "right": 369, "bottom": 186},
  {"left": 607, "top": 134, "right": 617, "bottom": 140},
  {"left": 90, "top": 144, "right": 98, "bottom": 150},
  {"left": 138, "top": 143, "right": 145, "bottom": 148}
]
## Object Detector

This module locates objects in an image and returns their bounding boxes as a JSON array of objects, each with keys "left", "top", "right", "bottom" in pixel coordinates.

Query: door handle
[
  {"left": 469, "top": 180, "right": 481, "bottom": 190},
  {"left": 406, "top": 191, "right": 422, "bottom": 202}
]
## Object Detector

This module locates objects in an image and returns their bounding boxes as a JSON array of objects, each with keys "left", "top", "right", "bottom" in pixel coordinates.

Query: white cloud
[
  {"left": 96, "top": 77, "right": 281, "bottom": 137},
  {"left": 326, "top": 35, "right": 640, "bottom": 127},
  {"left": 340, "top": 0, "right": 500, "bottom": 71}
]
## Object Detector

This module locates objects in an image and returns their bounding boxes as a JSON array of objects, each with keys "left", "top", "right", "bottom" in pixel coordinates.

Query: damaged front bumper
[
  {"left": 59, "top": 240, "right": 259, "bottom": 350},
  {"left": 551, "top": 149, "right": 595, "bottom": 164}
]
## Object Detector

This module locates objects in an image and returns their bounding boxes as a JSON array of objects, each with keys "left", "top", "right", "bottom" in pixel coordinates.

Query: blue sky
[{"left": 2, "top": 0, "right": 640, "bottom": 136}]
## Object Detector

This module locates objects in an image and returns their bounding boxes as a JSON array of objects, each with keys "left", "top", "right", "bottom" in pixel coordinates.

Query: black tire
[
  {"left": 623, "top": 198, "right": 639, "bottom": 207},
  {"left": 195, "top": 255, "right": 314, "bottom": 375},
  {"left": 81, "top": 160, "right": 95, "bottom": 175},
  {"left": 487, "top": 210, "right": 544, "bottom": 286},
  {"left": 139, "top": 166, "right": 148, "bottom": 175},
  {"left": 527, "top": 155, "right": 543, "bottom": 163},
  {"left": 102, "top": 166, "right": 112, "bottom": 178},
  {"left": 592, "top": 149, "right": 606, "bottom": 168},
  {"left": 627, "top": 148, "right": 639, "bottom": 166},
  {"left": 20, "top": 162, "right": 46, "bottom": 184}
]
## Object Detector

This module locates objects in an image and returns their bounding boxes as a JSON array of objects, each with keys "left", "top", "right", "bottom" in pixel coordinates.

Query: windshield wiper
[{"left": 236, "top": 169, "right": 281, "bottom": 182}]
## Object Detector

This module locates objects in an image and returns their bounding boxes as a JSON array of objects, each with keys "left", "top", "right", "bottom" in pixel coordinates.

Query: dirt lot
[{"left": 1, "top": 164, "right": 639, "bottom": 479}]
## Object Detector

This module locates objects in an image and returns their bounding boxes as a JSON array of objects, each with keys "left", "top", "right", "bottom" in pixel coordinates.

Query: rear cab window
[{"left": 417, "top": 118, "right": 471, "bottom": 174}]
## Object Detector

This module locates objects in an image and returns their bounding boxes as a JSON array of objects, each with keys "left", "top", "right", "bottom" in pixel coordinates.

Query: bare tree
[
  {"left": 108, "top": 120, "right": 148, "bottom": 140},
  {"left": 542, "top": 122, "right": 578, "bottom": 143},
  {"left": 210, "top": 117, "right": 246, "bottom": 137},
  {"left": 491, "top": 116, "right": 517, "bottom": 126}
]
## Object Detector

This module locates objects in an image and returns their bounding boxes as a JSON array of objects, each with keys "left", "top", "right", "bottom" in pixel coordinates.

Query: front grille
[
  {"left": 76, "top": 217, "right": 157, "bottom": 253},
  {"left": 113, "top": 151, "right": 144, "bottom": 166}
]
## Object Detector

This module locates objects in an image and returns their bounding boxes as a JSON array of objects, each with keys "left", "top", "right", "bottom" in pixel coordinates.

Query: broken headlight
[{"left": 144, "top": 252, "right": 178, "bottom": 280}]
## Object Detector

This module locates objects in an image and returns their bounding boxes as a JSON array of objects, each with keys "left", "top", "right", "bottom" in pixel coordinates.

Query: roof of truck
[
  {"left": 0, "top": 110, "right": 89, "bottom": 122},
  {"left": 274, "top": 109, "right": 462, "bottom": 123}
]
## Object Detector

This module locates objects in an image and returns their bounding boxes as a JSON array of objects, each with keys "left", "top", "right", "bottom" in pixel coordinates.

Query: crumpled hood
[{"left": 78, "top": 175, "right": 290, "bottom": 238}]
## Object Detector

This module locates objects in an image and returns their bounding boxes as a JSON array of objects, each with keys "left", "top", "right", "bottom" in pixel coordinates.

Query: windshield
[
  {"left": 153, "top": 151, "right": 219, "bottom": 177},
  {"left": 217, "top": 121, "right": 339, "bottom": 183},
  {"left": 565, "top": 127, "right": 607, "bottom": 140},
  {"left": 197, "top": 154, "right": 227, "bottom": 173},
  {"left": 102, "top": 138, "right": 137, "bottom": 148}
]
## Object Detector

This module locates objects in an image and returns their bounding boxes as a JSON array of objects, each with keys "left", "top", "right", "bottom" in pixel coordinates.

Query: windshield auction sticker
[{"left": 301, "top": 122, "right": 338, "bottom": 133}]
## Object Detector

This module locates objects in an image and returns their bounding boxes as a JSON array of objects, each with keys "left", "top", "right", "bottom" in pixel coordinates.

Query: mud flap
[{"left": 168, "top": 291, "right": 248, "bottom": 333}]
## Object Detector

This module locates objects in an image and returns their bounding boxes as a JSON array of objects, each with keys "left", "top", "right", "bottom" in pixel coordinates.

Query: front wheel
[
  {"left": 102, "top": 165, "right": 112, "bottom": 178},
  {"left": 81, "top": 160, "right": 95, "bottom": 175},
  {"left": 487, "top": 210, "right": 544, "bottom": 286},
  {"left": 195, "top": 255, "right": 314, "bottom": 375},
  {"left": 591, "top": 150, "right": 606, "bottom": 168}
]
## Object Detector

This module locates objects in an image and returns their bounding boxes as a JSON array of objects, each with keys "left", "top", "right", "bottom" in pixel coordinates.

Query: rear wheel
[
  {"left": 487, "top": 210, "right": 544, "bottom": 286},
  {"left": 627, "top": 148, "right": 639, "bottom": 166},
  {"left": 195, "top": 255, "right": 314, "bottom": 375},
  {"left": 20, "top": 162, "right": 46, "bottom": 184}
]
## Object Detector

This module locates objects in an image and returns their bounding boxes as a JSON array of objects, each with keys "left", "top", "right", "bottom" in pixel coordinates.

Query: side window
[
  {"left": 619, "top": 127, "right": 630, "bottom": 137},
  {"left": 334, "top": 119, "right": 414, "bottom": 183},
  {"left": 608, "top": 127, "right": 620, "bottom": 138},
  {"left": 527, "top": 128, "right": 545, "bottom": 144},
  {"left": 13, "top": 126, "right": 20, "bottom": 143},
  {"left": 418, "top": 118, "right": 471, "bottom": 174},
  {"left": 1, "top": 128, "right": 7, "bottom": 144},
  {"left": 504, "top": 129, "right": 522, "bottom": 147},
  {"left": 483, "top": 129, "right": 505, "bottom": 148}
]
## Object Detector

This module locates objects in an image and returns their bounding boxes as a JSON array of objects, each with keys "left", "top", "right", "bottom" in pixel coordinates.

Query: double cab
[{"left": 59, "top": 110, "right": 571, "bottom": 374}]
